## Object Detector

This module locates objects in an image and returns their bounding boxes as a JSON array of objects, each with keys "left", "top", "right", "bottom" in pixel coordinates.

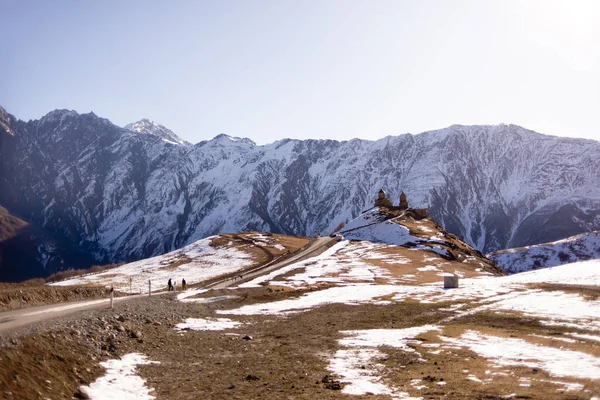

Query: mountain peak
[
  {"left": 0, "top": 106, "right": 16, "bottom": 136},
  {"left": 124, "top": 119, "right": 189, "bottom": 146},
  {"left": 211, "top": 133, "right": 256, "bottom": 146},
  {"left": 40, "top": 109, "right": 80, "bottom": 122}
]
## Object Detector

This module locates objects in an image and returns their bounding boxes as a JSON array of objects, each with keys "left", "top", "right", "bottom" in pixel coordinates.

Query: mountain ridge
[
  {"left": 1, "top": 107, "right": 599, "bottom": 281},
  {"left": 489, "top": 231, "right": 600, "bottom": 274}
]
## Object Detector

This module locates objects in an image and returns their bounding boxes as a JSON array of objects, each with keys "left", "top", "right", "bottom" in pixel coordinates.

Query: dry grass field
[{"left": 4, "top": 279, "right": 596, "bottom": 399}]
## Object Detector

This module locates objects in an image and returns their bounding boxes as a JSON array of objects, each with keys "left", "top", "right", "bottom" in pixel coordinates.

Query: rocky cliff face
[{"left": 1, "top": 107, "right": 599, "bottom": 280}]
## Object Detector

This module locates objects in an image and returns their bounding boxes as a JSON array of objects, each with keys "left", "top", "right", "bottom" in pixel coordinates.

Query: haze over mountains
[{"left": 1, "top": 106, "right": 599, "bottom": 281}]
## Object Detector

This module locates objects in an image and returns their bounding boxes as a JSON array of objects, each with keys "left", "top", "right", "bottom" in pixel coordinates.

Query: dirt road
[{"left": 0, "top": 294, "right": 149, "bottom": 333}]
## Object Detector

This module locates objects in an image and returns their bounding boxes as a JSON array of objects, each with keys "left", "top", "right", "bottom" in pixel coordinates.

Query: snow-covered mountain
[
  {"left": 1, "top": 106, "right": 599, "bottom": 281},
  {"left": 489, "top": 231, "right": 600, "bottom": 274},
  {"left": 124, "top": 118, "right": 190, "bottom": 145}
]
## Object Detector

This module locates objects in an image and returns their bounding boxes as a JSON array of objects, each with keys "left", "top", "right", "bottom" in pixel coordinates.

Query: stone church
[{"left": 374, "top": 188, "right": 429, "bottom": 219}]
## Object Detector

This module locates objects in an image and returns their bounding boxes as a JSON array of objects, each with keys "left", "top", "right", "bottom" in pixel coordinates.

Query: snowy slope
[
  {"left": 217, "top": 245, "right": 600, "bottom": 333},
  {"left": 51, "top": 236, "right": 254, "bottom": 293},
  {"left": 341, "top": 207, "right": 504, "bottom": 265},
  {"left": 1, "top": 107, "right": 600, "bottom": 279},
  {"left": 499, "top": 258, "right": 600, "bottom": 286},
  {"left": 342, "top": 209, "right": 450, "bottom": 257},
  {"left": 489, "top": 231, "right": 600, "bottom": 274}
]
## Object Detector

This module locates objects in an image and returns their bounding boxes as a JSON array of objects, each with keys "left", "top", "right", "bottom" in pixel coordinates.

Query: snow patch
[
  {"left": 328, "top": 325, "right": 439, "bottom": 399},
  {"left": 79, "top": 353, "right": 159, "bottom": 400},
  {"left": 442, "top": 331, "right": 600, "bottom": 380},
  {"left": 219, "top": 284, "right": 405, "bottom": 315},
  {"left": 175, "top": 317, "right": 242, "bottom": 331},
  {"left": 490, "top": 290, "right": 600, "bottom": 331}
]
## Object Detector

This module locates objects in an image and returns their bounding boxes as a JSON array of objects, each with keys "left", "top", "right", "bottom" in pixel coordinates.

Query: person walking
[
  {"left": 182, "top": 278, "right": 187, "bottom": 290},
  {"left": 168, "top": 278, "right": 173, "bottom": 292}
]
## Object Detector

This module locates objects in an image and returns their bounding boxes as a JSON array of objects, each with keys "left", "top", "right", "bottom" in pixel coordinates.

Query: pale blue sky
[{"left": 2, "top": 0, "right": 599, "bottom": 144}]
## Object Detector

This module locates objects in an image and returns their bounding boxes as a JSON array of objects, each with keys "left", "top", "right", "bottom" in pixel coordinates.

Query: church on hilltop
[
  {"left": 374, "top": 188, "right": 429, "bottom": 219},
  {"left": 374, "top": 189, "right": 393, "bottom": 208}
]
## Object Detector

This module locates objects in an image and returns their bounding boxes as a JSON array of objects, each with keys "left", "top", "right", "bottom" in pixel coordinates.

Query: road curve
[{"left": 0, "top": 236, "right": 339, "bottom": 333}]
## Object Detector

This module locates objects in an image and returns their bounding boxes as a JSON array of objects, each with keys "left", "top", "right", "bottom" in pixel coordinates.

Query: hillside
[
  {"left": 1, "top": 212, "right": 598, "bottom": 399},
  {"left": 1, "top": 106, "right": 600, "bottom": 279},
  {"left": 337, "top": 207, "right": 503, "bottom": 278},
  {"left": 489, "top": 231, "right": 600, "bottom": 274},
  {"left": 0, "top": 205, "right": 97, "bottom": 282},
  {"left": 51, "top": 232, "right": 310, "bottom": 293},
  {"left": 0, "top": 205, "right": 28, "bottom": 242}
]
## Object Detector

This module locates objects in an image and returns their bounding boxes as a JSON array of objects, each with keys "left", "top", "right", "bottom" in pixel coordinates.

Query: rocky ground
[
  {"left": 1, "top": 280, "right": 599, "bottom": 400},
  {"left": 0, "top": 294, "right": 186, "bottom": 399},
  {"left": 0, "top": 290, "right": 450, "bottom": 400}
]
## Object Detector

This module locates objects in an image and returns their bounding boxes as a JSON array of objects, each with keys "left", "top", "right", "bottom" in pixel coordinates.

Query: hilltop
[{"left": 340, "top": 205, "right": 502, "bottom": 278}]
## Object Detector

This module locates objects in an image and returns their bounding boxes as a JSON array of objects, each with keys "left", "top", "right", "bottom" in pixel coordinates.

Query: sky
[{"left": 2, "top": 0, "right": 599, "bottom": 145}]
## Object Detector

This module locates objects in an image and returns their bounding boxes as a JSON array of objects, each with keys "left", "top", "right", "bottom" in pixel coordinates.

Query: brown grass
[
  {"left": 210, "top": 232, "right": 310, "bottom": 265},
  {"left": 45, "top": 262, "right": 125, "bottom": 283},
  {"left": 11, "top": 278, "right": 46, "bottom": 287},
  {"left": 399, "top": 323, "right": 600, "bottom": 399},
  {"left": 376, "top": 209, "right": 505, "bottom": 277},
  {"left": 0, "top": 333, "right": 105, "bottom": 400},
  {"left": 0, "top": 206, "right": 28, "bottom": 242},
  {"left": 0, "top": 285, "right": 122, "bottom": 312},
  {"left": 529, "top": 283, "right": 600, "bottom": 301},
  {"left": 130, "top": 294, "right": 450, "bottom": 399},
  {"left": 2, "top": 280, "right": 599, "bottom": 399},
  {"left": 179, "top": 234, "right": 310, "bottom": 291},
  {"left": 448, "top": 310, "right": 585, "bottom": 336},
  {"left": 160, "top": 254, "right": 192, "bottom": 271},
  {"left": 126, "top": 290, "right": 598, "bottom": 399}
]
